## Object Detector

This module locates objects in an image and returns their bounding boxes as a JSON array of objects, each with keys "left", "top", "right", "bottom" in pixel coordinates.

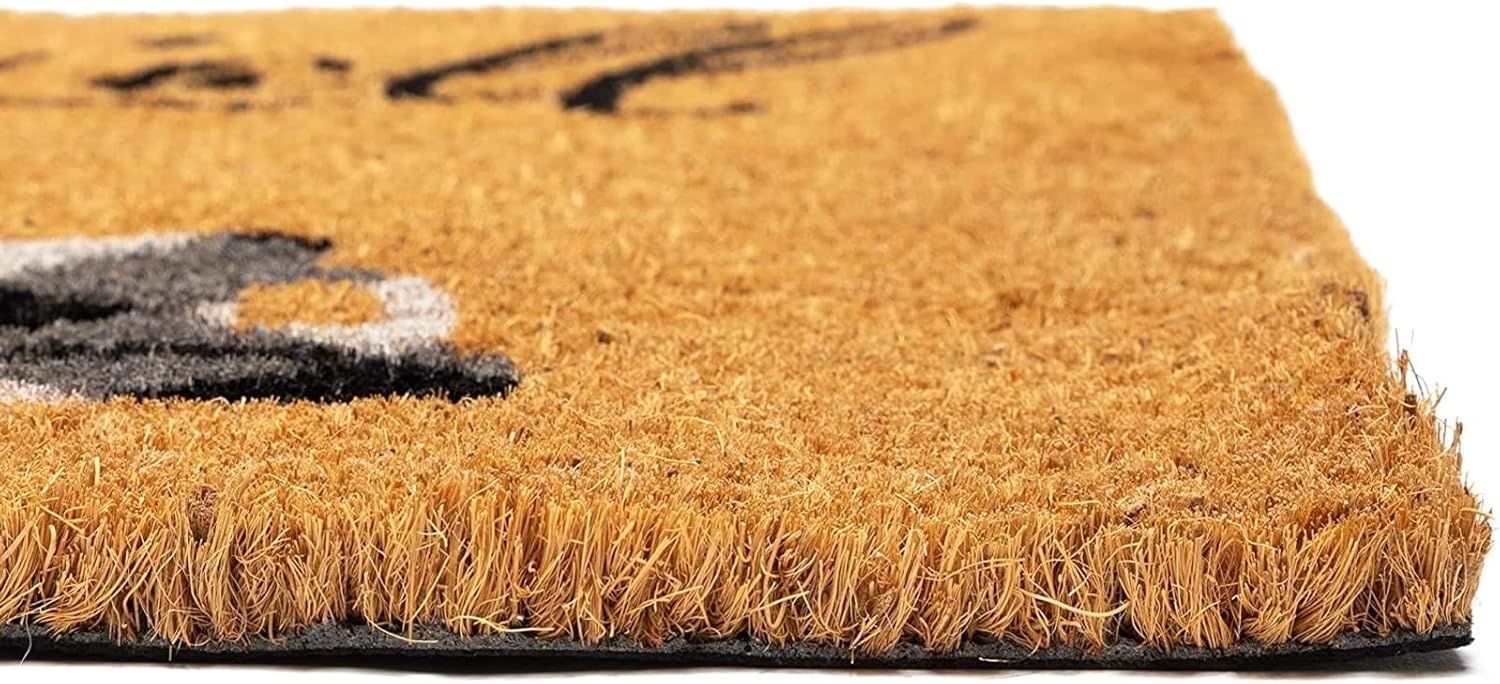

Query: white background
[{"left": 2, "top": 0, "right": 1497, "bottom": 681}]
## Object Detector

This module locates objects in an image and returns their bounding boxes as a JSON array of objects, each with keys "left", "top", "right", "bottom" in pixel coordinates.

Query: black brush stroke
[
  {"left": 314, "top": 55, "right": 354, "bottom": 73},
  {"left": 386, "top": 31, "right": 609, "bottom": 100},
  {"left": 384, "top": 22, "right": 767, "bottom": 101},
  {"left": 92, "top": 63, "right": 184, "bottom": 91},
  {"left": 0, "top": 285, "right": 128, "bottom": 330},
  {"left": 92, "top": 60, "right": 260, "bottom": 92},
  {"left": 561, "top": 18, "right": 977, "bottom": 114}
]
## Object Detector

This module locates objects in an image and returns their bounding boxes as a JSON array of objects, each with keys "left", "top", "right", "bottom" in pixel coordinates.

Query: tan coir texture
[{"left": 0, "top": 7, "right": 1487, "bottom": 654}]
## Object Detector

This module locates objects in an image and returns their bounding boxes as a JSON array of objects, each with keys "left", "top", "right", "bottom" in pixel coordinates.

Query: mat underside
[{"left": 0, "top": 624, "right": 1472, "bottom": 669}]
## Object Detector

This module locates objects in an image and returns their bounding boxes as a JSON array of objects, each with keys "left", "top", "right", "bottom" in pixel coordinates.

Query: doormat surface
[{"left": 0, "top": 5, "right": 1488, "bottom": 668}]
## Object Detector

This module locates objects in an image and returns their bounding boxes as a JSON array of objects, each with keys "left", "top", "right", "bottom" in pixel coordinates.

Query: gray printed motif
[{"left": 0, "top": 231, "right": 519, "bottom": 402}]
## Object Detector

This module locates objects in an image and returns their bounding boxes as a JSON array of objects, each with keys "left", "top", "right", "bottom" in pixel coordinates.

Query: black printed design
[
  {"left": 385, "top": 31, "right": 609, "bottom": 100},
  {"left": 12, "top": 17, "right": 974, "bottom": 114},
  {"left": 92, "top": 59, "right": 261, "bottom": 92},
  {"left": 561, "top": 19, "right": 978, "bottom": 113},
  {"left": 384, "top": 22, "right": 768, "bottom": 101},
  {"left": 313, "top": 56, "right": 353, "bottom": 73},
  {"left": 0, "top": 232, "right": 519, "bottom": 403},
  {"left": 386, "top": 18, "right": 975, "bottom": 113}
]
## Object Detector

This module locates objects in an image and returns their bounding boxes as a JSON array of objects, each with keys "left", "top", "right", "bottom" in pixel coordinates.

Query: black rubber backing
[{"left": 0, "top": 622, "right": 1470, "bottom": 670}]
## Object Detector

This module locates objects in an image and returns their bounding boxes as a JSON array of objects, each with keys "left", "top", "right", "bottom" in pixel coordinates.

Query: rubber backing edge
[{"left": 0, "top": 622, "right": 1471, "bottom": 670}]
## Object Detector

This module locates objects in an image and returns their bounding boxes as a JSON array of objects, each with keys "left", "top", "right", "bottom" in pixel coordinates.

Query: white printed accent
[
  {"left": 0, "top": 378, "right": 74, "bottom": 403},
  {"left": 194, "top": 300, "right": 240, "bottom": 328},
  {"left": 0, "top": 233, "right": 194, "bottom": 279},
  {"left": 246, "top": 276, "right": 458, "bottom": 356}
]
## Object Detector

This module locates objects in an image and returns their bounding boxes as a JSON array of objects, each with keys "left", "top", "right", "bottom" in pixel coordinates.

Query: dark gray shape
[{"left": 0, "top": 231, "right": 519, "bottom": 402}]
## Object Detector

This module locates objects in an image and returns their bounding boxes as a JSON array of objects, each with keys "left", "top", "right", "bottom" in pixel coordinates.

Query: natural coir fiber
[{"left": 0, "top": 6, "right": 1488, "bottom": 668}]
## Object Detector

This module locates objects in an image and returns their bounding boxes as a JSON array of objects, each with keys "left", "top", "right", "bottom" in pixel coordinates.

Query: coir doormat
[{"left": 0, "top": 5, "right": 1488, "bottom": 669}]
